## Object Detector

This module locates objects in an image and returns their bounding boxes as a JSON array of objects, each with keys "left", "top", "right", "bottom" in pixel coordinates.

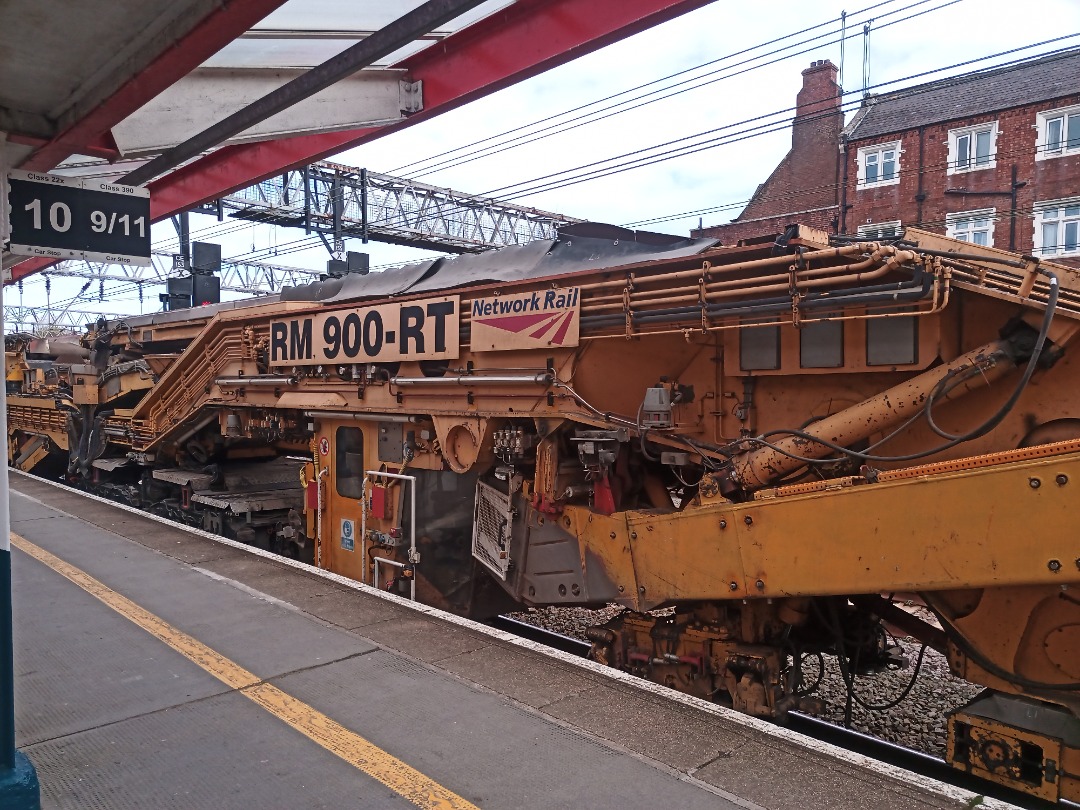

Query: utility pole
[{"left": 0, "top": 134, "right": 43, "bottom": 810}]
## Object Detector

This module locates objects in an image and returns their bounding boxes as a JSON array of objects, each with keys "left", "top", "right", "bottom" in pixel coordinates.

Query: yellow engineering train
[{"left": 6, "top": 223, "right": 1080, "bottom": 802}]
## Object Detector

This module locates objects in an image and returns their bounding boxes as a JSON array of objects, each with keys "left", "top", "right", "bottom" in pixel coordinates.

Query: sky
[{"left": 14, "top": 0, "right": 1080, "bottom": 322}]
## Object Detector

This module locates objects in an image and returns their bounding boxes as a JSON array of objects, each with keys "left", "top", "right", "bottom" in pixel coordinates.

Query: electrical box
[
  {"left": 347, "top": 251, "right": 369, "bottom": 275},
  {"left": 369, "top": 484, "right": 389, "bottom": 520},
  {"left": 191, "top": 241, "right": 221, "bottom": 273},
  {"left": 326, "top": 251, "right": 370, "bottom": 279},
  {"left": 192, "top": 273, "right": 220, "bottom": 306},
  {"left": 378, "top": 421, "right": 404, "bottom": 462},
  {"left": 641, "top": 386, "right": 673, "bottom": 427},
  {"left": 162, "top": 275, "right": 192, "bottom": 311}
]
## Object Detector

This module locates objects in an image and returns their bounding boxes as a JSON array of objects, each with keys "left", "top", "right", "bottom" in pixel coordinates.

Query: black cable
[
  {"left": 389, "top": 0, "right": 915, "bottom": 176},
  {"left": 738, "top": 273, "right": 1058, "bottom": 468},
  {"left": 152, "top": 39, "right": 1080, "bottom": 271},
  {"left": 466, "top": 36, "right": 1080, "bottom": 203},
  {"left": 402, "top": 0, "right": 954, "bottom": 180},
  {"left": 822, "top": 600, "right": 930, "bottom": 712},
  {"left": 841, "top": 641, "right": 930, "bottom": 711}
]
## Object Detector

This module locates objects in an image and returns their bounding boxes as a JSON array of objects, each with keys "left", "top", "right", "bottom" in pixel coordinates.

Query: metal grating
[{"left": 471, "top": 480, "right": 513, "bottom": 580}]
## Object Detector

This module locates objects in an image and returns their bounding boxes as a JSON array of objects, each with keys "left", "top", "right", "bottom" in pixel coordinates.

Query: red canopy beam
[
  {"left": 8, "top": 0, "right": 712, "bottom": 283},
  {"left": 147, "top": 0, "right": 714, "bottom": 219},
  {"left": 19, "top": 0, "right": 290, "bottom": 173}
]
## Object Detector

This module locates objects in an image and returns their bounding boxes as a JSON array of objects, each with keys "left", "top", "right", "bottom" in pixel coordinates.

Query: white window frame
[
  {"left": 1033, "top": 198, "right": 1080, "bottom": 257},
  {"left": 856, "top": 220, "right": 902, "bottom": 241},
  {"left": 947, "top": 122, "right": 998, "bottom": 174},
  {"left": 946, "top": 209, "right": 995, "bottom": 247},
  {"left": 1035, "top": 105, "right": 1080, "bottom": 161},
  {"left": 856, "top": 141, "right": 901, "bottom": 188}
]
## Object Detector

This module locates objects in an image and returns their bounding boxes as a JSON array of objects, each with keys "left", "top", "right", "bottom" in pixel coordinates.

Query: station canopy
[{"left": 0, "top": 0, "right": 711, "bottom": 283}]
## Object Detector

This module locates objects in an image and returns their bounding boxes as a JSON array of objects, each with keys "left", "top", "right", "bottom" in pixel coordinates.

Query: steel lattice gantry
[
  {"left": 4, "top": 306, "right": 134, "bottom": 337},
  {"left": 210, "top": 162, "right": 583, "bottom": 253},
  {"left": 5, "top": 251, "right": 318, "bottom": 334},
  {"left": 34, "top": 250, "right": 320, "bottom": 295}
]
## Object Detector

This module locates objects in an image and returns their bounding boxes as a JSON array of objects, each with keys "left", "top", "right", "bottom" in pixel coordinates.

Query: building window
[
  {"left": 946, "top": 209, "right": 995, "bottom": 247},
  {"left": 857, "top": 141, "right": 901, "bottom": 188},
  {"left": 1036, "top": 106, "right": 1080, "bottom": 160},
  {"left": 1034, "top": 200, "right": 1080, "bottom": 257},
  {"left": 947, "top": 123, "right": 997, "bottom": 174},
  {"left": 857, "top": 221, "right": 901, "bottom": 241}
]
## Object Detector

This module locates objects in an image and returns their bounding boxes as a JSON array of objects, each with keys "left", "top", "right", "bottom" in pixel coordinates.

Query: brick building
[
  {"left": 696, "top": 48, "right": 1080, "bottom": 265},
  {"left": 697, "top": 59, "right": 844, "bottom": 243}
]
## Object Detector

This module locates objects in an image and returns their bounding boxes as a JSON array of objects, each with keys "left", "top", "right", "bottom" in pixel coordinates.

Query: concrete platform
[{"left": 8, "top": 472, "right": 1018, "bottom": 810}]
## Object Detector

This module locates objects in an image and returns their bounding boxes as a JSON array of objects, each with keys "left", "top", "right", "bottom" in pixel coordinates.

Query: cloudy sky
[{"left": 15, "top": 0, "right": 1080, "bottom": 319}]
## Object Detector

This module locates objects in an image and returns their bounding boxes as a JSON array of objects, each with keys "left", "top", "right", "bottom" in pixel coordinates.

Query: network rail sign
[
  {"left": 471, "top": 287, "right": 580, "bottom": 351},
  {"left": 6, "top": 170, "right": 151, "bottom": 265}
]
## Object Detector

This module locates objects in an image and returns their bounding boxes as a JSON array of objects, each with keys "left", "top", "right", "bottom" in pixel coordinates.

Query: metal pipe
[
  {"left": 573, "top": 243, "right": 874, "bottom": 293},
  {"left": 730, "top": 338, "right": 1019, "bottom": 489},
  {"left": 315, "top": 467, "right": 328, "bottom": 568},
  {"left": 360, "top": 475, "right": 369, "bottom": 584},
  {"left": 121, "top": 0, "right": 487, "bottom": 186},
  {"left": 390, "top": 374, "right": 553, "bottom": 386},
  {"left": 304, "top": 411, "right": 421, "bottom": 423},
  {"left": 170, "top": 413, "right": 218, "bottom": 446},
  {"left": 913, "top": 247, "right": 1029, "bottom": 269},
  {"left": 215, "top": 375, "right": 297, "bottom": 387},
  {"left": 582, "top": 247, "right": 910, "bottom": 311},
  {"left": 360, "top": 167, "right": 369, "bottom": 244},
  {"left": 581, "top": 271, "right": 935, "bottom": 329}
]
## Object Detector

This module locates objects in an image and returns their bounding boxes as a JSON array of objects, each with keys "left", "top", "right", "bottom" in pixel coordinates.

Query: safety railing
[{"left": 361, "top": 470, "right": 417, "bottom": 601}]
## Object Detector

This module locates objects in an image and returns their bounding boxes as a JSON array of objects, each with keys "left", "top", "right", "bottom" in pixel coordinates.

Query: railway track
[{"left": 490, "top": 616, "right": 1068, "bottom": 810}]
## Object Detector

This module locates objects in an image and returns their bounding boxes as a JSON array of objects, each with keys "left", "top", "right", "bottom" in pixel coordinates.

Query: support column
[{"left": 0, "top": 133, "right": 43, "bottom": 810}]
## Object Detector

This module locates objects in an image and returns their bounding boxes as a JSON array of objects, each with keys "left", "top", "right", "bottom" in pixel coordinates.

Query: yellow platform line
[{"left": 11, "top": 532, "right": 479, "bottom": 810}]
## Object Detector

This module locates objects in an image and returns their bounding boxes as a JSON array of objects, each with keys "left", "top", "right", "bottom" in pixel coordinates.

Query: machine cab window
[{"left": 335, "top": 426, "right": 365, "bottom": 498}]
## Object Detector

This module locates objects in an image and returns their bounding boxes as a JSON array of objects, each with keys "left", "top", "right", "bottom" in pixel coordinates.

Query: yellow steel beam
[{"left": 575, "top": 448, "right": 1080, "bottom": 606}]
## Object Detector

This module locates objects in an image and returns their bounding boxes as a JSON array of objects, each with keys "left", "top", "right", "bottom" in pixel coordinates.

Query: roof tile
[{"left": 847, "top": 47, "right": 1080, "bottom": 141}]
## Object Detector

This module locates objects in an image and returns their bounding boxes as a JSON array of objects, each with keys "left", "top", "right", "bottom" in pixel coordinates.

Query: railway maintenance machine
[{"left": 7, "top": 223, "right": 1080, "bottom": 802}]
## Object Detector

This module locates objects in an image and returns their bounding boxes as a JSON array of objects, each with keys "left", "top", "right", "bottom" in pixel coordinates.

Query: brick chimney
[
  {"left": 797, "top": 60, "right": 840, "bottom": 118},
  {"left": 692, "top": 59, "right": 844, "bottom": 243},
  {"left": 793, "top": 60, "right": 841, "bottom": 153}
]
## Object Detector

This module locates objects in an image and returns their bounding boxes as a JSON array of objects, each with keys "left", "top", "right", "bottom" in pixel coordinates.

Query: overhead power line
[
  {"left": 468, "top": 37, "right": 1080, "bottom": 205},
  {"left": 389, "top": 0, "right": 937, "bottom": 178}
]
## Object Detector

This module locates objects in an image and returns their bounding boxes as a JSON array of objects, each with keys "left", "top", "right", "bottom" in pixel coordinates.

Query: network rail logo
[{"left": 470, "top": 287, "right": 580, "bottom": 351}]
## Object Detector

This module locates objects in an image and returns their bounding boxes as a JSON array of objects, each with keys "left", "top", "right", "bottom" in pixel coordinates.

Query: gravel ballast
[{"left": 508, "top": 604, "right": 981, "bottom": 757}]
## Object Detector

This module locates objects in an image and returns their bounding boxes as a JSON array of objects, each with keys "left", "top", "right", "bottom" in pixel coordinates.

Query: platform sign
[
  {"left": 340, "top": 518, "right": 355, "bottom": 551},
  {"left": 7, "top": 170, "right": 151, "bottom": 265}
]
